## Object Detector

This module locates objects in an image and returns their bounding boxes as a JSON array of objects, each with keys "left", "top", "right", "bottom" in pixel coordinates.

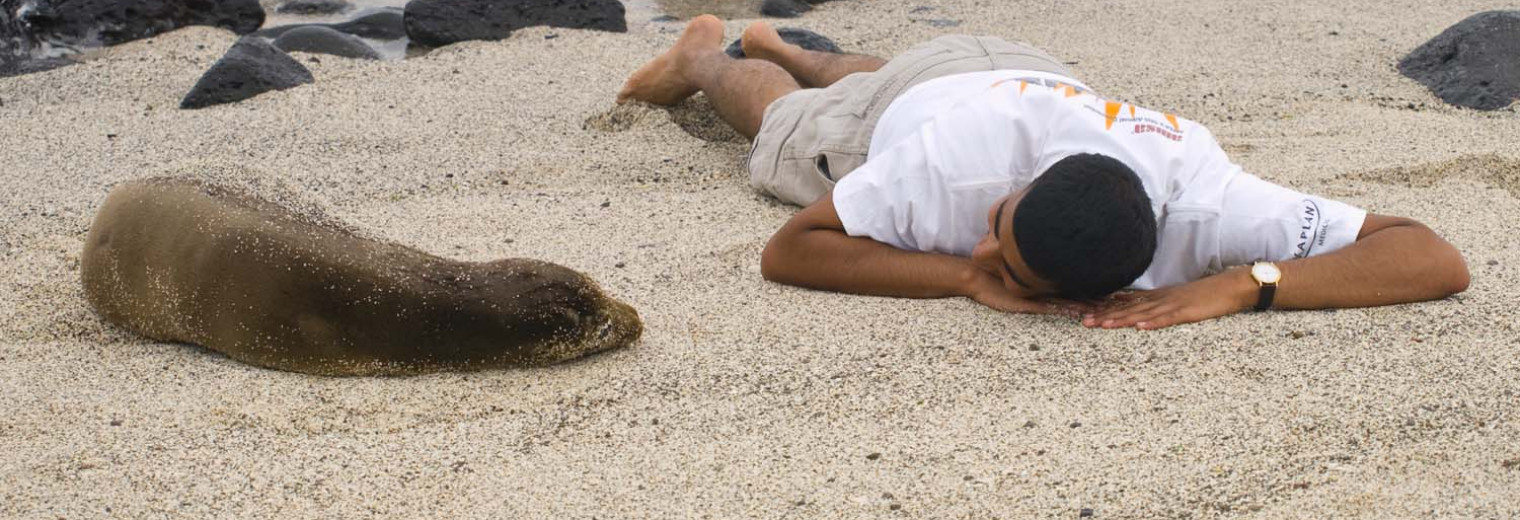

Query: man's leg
[
  {"left": 618, "top": 15, "right": 800, "bottom": 140},
  {"left": 739, "top": 22, "right": 886, "bottom": 88}
]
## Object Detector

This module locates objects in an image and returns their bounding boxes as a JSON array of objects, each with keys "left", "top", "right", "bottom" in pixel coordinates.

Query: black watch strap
[{"left": 1254, "top": 284, "right": 1276, "bottom": 311}]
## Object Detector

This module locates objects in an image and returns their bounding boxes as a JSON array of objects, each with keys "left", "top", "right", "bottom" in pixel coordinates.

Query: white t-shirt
[{"left": 832, "top": 70, "right": 1367, "bottom": 289}]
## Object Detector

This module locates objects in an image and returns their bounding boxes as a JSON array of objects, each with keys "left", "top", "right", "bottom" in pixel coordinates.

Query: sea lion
[{"left": 80, "top": 177, "right": 641, "bottom": 376}]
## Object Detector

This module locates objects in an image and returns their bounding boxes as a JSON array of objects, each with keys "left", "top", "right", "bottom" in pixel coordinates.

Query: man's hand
[
  {"left": 1085, "top": 214, "right": 1468, "bottom": 331},
  {"left": 1084, "top": 268, "right": 1255, "bottom": 330}
]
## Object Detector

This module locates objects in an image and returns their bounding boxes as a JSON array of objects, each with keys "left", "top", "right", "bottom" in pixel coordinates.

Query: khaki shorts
[{"left": 746, "top": 35, "right": 1075, "bottom": 206}]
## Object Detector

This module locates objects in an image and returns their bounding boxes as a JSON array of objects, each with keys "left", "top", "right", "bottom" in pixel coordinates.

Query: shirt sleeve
[
  {"left": 1216, "top": 173, "right": 1367, "bottom": 267},
  {"left": 832, "top": 132, "right": 936, "bottom": 252}
]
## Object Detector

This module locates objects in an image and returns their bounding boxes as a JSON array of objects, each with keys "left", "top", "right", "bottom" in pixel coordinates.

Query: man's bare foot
[
  {"left": 617, "top": 15, "right": 726, "bottom": 105},
  {"left": 740, "top": 21, "right": 796, "bottom": 64}
]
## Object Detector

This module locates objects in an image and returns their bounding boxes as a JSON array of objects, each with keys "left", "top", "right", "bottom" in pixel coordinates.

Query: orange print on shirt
[
  {"left": 1104, "top": 101, "right": 1124, "bottom": 130},
  {"left": 992, "top": 76, "right": 1184, "bottom": 139}
]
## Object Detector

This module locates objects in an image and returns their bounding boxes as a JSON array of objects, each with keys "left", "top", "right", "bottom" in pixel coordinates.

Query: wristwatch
[{"left": 1249, "top": 262, "right": 1281, "bottom": 311}]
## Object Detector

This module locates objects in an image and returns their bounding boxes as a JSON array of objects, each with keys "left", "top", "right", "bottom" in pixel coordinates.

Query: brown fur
[{"left": 80, "top": 178, "right": 641, "bottom": 376}]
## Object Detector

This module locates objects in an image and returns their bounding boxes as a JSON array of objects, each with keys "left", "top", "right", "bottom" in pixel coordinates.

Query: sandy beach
[{"left": 3, "top": 0, "right": 1519, "bottom": 517}]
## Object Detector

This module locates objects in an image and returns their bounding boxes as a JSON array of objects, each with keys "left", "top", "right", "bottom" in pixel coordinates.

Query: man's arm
[
  {"left": 1085, "top": 213, "right": 1470, "bottom": 330},
  {"left": 761, "top": 194, "right": 1066, "bottom": 314}
]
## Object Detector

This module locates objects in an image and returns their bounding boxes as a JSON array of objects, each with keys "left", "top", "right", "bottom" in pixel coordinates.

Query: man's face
[{"left": 970, "top": 188, "right": 1057, "bottom": 299}]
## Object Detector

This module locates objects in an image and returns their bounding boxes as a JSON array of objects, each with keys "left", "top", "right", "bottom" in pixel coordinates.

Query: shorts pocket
[{"left": 815, "top": 149, "right": 867, "bottom": 184}]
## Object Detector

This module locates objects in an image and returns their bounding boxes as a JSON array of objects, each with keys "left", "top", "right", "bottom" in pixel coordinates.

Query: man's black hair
[{"left": 1012, "top": 153, "right": 1157, "bottom": 299}]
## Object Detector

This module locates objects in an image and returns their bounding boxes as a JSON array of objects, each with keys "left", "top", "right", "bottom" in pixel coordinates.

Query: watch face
[{"left": 1252, "top": 263, "right": 1282, "bottom": 284}]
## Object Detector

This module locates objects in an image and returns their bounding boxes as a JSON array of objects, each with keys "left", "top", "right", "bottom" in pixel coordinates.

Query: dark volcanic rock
[
  {"left": 275, "top": 25, "right": 380, "bottom": 59},
  {"left": 181, "top": 37, "right": 314, "bottom": 109},
  {"left": 0, "top": 56, "right": 72, "bottom": 77},
  {"left": 760, "top": 0, "right": 841, "bottom": 19},
  {"left": 257, "top": 8, "right": 405, "bottom": 40},
  {"left": 403, "top": 0, "right": 627, "bottom": 48},
  {"left": 760, "top": 0, "right": 810, "bottom": 18},
  {"left": 253, "top": 24, "right": 306, "bottom": 39},
  {"left": 0, "top": 0, "right": 263, "bottom": 56},
  {"left": 1, "top": 2, "right": 32, "bottom": 61},
  {"left": 725, "top": 27, "right": 841, "bottom": 59},
  {"left": 276, "top": 0, "right": 352, "bottom": 15},
  {"left": 332, "top": 7, "right": 404, "bottom": 39},
  {"left": 1399, "top": 10, "right": 1520, "bottom": 110}
]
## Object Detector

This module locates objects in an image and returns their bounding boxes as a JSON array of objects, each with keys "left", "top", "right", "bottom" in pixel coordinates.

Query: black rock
[
  {"left": 1399, "top": 10, "right": 1520, "bottom": 110},
  {"left": 0, "top": 56, "right": 73, "bottom": 77},
  {"left": 1, "top": 2, "right": 32, "bottom": 61},
  {"left": 760, "top": 0, "right": 841, "bottom": 19},
  {"left": 181, "top": 37, "right": 314, "bottom": 109},
  {"left": 761, "top": 0, "right": 810, "bottom": 18},
  {"left": 0, "top": 0, "right": 263, "bottom": 57},
  {"left": 332, "top": 8, "right": 405, "bottom": 39},
  {"left": 255, "top": 8, "right": 405, "bottom": 41},
  {"left": 274, "top": 25, "right": 380, "bottom": 59},
  {"left": 276, "top": 0, "right": 352, "bottom": 15},
  {"left": 403, "top": 0, "right": 627, "bottom": 48},
  {"left": 725, "top": 27, "right": 842, "bottom": 59},
  {"left": 253, "top": 24, "right": 304, "bottom": 39}
]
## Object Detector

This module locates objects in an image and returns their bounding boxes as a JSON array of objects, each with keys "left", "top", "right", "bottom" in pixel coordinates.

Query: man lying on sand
[{"left": 617, "top": 16, "right": 1470, "bottom": 330}]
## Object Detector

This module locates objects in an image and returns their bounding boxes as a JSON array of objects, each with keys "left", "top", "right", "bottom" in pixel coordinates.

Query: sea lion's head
[{"left": 442, "top": 258, "right": 642, "bottom": 367}]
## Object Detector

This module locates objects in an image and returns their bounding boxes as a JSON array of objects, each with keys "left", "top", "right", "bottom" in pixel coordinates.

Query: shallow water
[
  {"left": 262, "top": 0, "right": 407, "bottom": 27},
  {"left": 262, "top": 0, "right": 765, "bottom": 29},
  {"left": 625, "top": 0, "right": 763, "bottom": 19},
  {"left": 258, "top": 0, "right": 763, "bottom": 60},
  {"left": 9, "top": 0, "right": 764, "bottom": 64}
]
